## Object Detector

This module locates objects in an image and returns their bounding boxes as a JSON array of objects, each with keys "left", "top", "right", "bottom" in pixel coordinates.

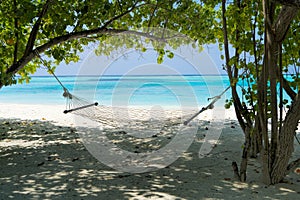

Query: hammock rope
[
  {"left": 184, "top": 86, "right": 230, "bottom": 125},
  {"left": 35, "top": 50, "right": 230, "bottom": 129},
  {"left": 34, "top": 50, "right": 98, "bottom": 113}
]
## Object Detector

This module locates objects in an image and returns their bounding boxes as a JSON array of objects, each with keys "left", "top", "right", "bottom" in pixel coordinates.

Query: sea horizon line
[{"left": 27, "top": 74, "right": 229, "bottom": 77}]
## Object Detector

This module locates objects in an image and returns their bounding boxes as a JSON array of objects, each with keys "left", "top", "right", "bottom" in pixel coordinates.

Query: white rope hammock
[{"left": 35, "top": 50, "right": 229, "bottom": 132}]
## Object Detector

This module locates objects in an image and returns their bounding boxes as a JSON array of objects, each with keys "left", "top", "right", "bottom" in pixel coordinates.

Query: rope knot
[{"left": 63, "top": 89, "right": 72, "bottom": 99}]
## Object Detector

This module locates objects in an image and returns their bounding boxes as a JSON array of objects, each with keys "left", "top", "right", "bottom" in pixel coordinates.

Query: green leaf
[{"left": 167, "top": 52, "right": 174, "bottom": 59}]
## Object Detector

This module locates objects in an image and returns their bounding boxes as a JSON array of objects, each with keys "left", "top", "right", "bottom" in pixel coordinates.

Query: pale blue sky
[{"left": 34, "top": 43, "right": 225, "bottom": 76}]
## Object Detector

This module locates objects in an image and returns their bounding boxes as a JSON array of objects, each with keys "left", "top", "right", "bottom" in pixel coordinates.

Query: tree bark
[
  {"left": 232, "top": 161, "right": 241, "bottom": 180},
  {"left": 271, "top": 92, "right": 300, "bottom": 183},
  {"left": 274, "top": 0, "right": 300, "bottom": 8},
  {"left": 261, "top": 1, "right": 300, "bottom": 185},
  {"left": 261, "top": 0, "right": 273, "bottom": 185},
  {"left": 240, "top": 126, "right": 252, "bottom": 181}
]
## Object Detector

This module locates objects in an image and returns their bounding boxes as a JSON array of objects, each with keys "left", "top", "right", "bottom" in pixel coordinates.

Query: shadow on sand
[{"left": 0, "top": 118, "right": 299, "bottom": 199}]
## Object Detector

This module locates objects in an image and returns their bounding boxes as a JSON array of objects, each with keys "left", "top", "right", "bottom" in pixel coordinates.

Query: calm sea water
[{"left": 0, "top": 75, "right": 231, "bottom": 108}]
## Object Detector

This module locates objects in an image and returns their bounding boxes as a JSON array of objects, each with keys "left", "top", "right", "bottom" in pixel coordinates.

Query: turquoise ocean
[{"left": 0, "top": 75, "right": 231, "bottom": 108}]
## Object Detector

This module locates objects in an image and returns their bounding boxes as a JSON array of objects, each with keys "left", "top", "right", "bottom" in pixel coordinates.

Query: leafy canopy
[{"left": 0, "top": 0, "right": 217, "bottom": 86}]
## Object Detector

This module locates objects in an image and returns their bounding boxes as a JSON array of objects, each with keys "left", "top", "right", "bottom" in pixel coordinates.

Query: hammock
[{"left": 35, "top": 50, "right": 229, "bottom": 132}]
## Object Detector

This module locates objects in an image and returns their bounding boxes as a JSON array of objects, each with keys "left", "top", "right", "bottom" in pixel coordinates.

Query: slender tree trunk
[
  {"left": 270, "top": 93, "right": 300, "bottom": 183},
  {"left": 260, "top": 0, "right": 272, "bottom": 185},
  {"left": 266, "top": 19, "right": 280, "bottom": 185},
  {"left": 240, "top": 126, "right": 252, "bottom": 181},
  {"left": 261, "top": 1, "right": 300, "bottom": 184},
  {"left": 222, "top": 0, "right": 255, "bottom": 182},
  {"left": 251, "top": 114, "right": 262, "bottom": 157}
]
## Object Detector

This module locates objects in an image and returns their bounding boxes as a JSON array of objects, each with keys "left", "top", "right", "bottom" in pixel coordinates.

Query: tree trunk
[
  {"left": 240, "top": 126, "right": 252, "bottom": 181},
  {"left": 270, "top": 93, "right": 300, "bottom": 183},
  {"left": 261, "top": 1, "right": 300, "bottom": 185},
  {"left": 261, "top": 0, "right": 273, "bottom": 185}
]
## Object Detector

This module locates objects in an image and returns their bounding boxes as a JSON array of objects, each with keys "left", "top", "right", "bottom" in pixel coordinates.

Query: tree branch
[
  {"left": 285, "top": 158, "right": 300, "bottom": 175},
  {"left": 274, "top": 0, "right": 300, "bottom": 7},
  {"left": 273, "top": 5, "right": 299, "bottom": 100},
  {"left": 13, "top": 0, "right": 19, "bottom": 64},
  {"left": 4, "top": 1, "right": 150, "bottom": 81},
  {"left": 147, "top": 2, "right": 158, "bottom": 29},
  {"left": 222, "top": 0, "right": 248, "bottom": 131},
  {"left": 274, "top": 5, "right": 299, "bottom": 42},
  {"left": 24, "top": 0, "right": 53, "bottom": 56},
  {"left": 232, "top": 161, "right": 241, "bottom": 181},
  {"left": 5, "top": 27, "right": 174, "bottom": 75},
  {"left": 102, "top": 1, "right": 146, "bottom": 29},
  {"left": 277, "top": 72, "right": 296, "bottom": 99}
]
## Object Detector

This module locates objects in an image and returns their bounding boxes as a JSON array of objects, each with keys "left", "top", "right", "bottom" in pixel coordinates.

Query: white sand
[
  {"left": 0, "top": 103, "right": 74, "bottom": 126},
  {"left": 0, "top": 103, "right": 299, "bottom": 199}
]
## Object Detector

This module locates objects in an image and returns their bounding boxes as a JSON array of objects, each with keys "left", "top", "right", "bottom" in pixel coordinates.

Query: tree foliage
[
  {"left": 218, "top": 0, "right": 300, "bottom": 184},
  {"left": 0, "top": 0, "right": 217, "bottom": 87}
]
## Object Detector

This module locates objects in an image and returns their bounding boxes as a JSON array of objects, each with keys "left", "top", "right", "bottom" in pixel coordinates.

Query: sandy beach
[{"left": 0, "top": 103, "right": 299, "bottom": 199}]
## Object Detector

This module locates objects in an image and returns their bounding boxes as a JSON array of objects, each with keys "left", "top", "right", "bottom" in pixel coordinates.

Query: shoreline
[{"left": 0, "top": 102, "right": 237, "bottom": 127}]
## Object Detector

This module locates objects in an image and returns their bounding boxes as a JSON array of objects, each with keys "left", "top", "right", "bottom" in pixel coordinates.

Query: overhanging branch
[
  {"left": 5, "top": 1, "right": 151, "bottom": 76},
  {"left": 5, "top": 27, "right": 183, "bottom": 75},
  {"left": 24, "top": 0, "right": 53, "bottom": 56},
  {"left": 274, "top": 0, "right": 300, "bottom": 8},
  {"left": 101, "top": 1, "right": 147, "bottom": 29},
  {"left": 274, "top": 6, "right": 299, "bottom": 42}
]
